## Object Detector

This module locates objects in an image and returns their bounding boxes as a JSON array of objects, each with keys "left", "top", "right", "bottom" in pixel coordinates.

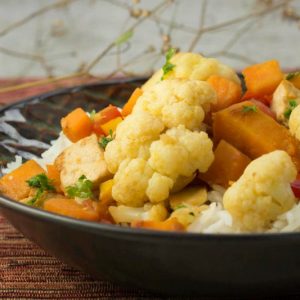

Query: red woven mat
[{"left": 0, "top": 214, "right": 167, "bottom": 299}]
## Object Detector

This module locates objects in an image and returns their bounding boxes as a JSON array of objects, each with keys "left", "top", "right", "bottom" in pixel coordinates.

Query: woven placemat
[{"left": 0, "top": 213, "right": 170, "bottom": 300}]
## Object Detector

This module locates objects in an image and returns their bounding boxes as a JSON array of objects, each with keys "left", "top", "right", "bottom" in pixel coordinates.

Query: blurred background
[{"left": 0, "top": 0, "right": 299, "bottom": 84}]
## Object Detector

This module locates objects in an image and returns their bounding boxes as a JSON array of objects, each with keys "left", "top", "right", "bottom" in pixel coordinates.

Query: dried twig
[
  {"left": 0, "top": 0, "right": 76, "bottom": 38},
  {"left": 188, "top": 0, "right": 207, "bottom": 51},
  {"left": 84, "top": 0, "right": 171, "bottom": 73},
  {"left": 0, "top": 72, "right": 87, "bottom": 94}
]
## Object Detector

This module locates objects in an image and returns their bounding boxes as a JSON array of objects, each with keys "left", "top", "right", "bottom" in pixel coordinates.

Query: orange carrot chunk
[
  {"left": 122, "top": 88, "right": 143, "bottom": 117},
  {"left": 93, "top": 105, "right": 122, "bottom": 136},
  {"left": 242, "top": 60, "right": 284, "bottom": 101},
  {"left": 46, "top": 164, "right": 62, "bottom": 192},
  {"left": 213, "top": 100, "right": 300, "bottom": 171},
  {"left": 44, "top": 197, "right": 100, "bottom": 222},
  {"left": 199, "top": 140, "right": 251, "bottom": 188},
  {"left": 131, "top": 218, "right": 185, "bottom": 232},
  {"left": 61, "top": 107, "right": 93, "bottom": 142},
  {"left": 0, "top": 160, "right": 45, "bottom": 201},
  {"left": 207, "top": 75, "right": 242, "bottom": 112}
]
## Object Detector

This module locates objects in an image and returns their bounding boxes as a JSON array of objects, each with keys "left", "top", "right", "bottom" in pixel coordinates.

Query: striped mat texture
[{"left": 0, "top": 214, "right": 166, "bottom": 299}]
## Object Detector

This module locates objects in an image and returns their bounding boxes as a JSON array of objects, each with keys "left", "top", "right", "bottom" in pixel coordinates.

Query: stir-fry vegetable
[{"left": 2, "top": 51, "right": 300, "bottom": 234}]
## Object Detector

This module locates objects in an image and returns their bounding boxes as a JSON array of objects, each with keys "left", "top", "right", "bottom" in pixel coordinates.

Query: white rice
[
  {"left": 35, "top": 132, "right": 72, "bottom": 169},
  {"left": 188, "top": 202, "right": 237, "bottom": 234},
  {"left": 269, "top": 203, "right": 300, "bottom": 233},
  {"left": 2, "top": 132, "right": 71, "bottom": 173}
]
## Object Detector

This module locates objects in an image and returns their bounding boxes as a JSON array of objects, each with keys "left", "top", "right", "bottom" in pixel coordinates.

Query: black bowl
[{"left": 1, "top": 79, "right": 300, "bottom": 297}]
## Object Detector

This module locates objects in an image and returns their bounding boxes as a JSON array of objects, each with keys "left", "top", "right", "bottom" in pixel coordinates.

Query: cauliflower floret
[
  {"left": 110, "top": 127, "right": 213, "bottom": 206},
  {"left": 104, "top": 111, "right": 164, "bottom": 173},
  {"left": 115, "top": 110, "right": 164, "bottom": 141},
  {"left": 289, "top": 104, "right": 300, "bottom": 141},
  {"left": 271, "top": 80, "right": 300, "bottom": 122},
  {"left": 109, "top": 203, "right": 168, "bottom": 224},
  {"left": 146, "top": 172, "right": 174, "bottom": 204},
  {"left": 142, "top": 52, "right": 240, "bottom": 91},
  {"left": 134, "top": 79, "right": 216, "bottom": 130},
  {"left": 223, "top": 150, "right": 297, "bottom": 232},
  {"left": 149, "top": 125, "right": 214, "bottom": 178},
  {"left": 112, "top": 158, "right": 154, "bottom": 207}
]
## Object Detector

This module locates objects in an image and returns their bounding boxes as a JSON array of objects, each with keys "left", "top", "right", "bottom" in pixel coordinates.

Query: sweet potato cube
[
  {"left": 242, "top": 60, "right": 283, "bottom": 98},
  {"left": 213, "top": 101, "right": 300, "bottom": 170},
  {"left": 44, "top": 197, "right": 100, "bottom": 222},
  {"left": 199, "top": 140, "right": 251, "bottom": 188},
  {"left": 0, "top": 160, "right": 45, "bottom": 201},
  {"left": 61, "top": 107, "right": 93, "bottom": 142},
  {"left": 131, "top": 218, "right": 185, "bottom": 232},
  {"left": 207, "top": 75, "right": 242, "bottom": 112}
]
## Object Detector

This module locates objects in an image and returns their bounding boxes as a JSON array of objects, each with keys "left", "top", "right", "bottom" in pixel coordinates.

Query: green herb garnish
[
  {"left": 189, "top": 212, "right": 195, "bottom": 216},
  {"left": 26, "top": 174, "right": 55, "bottom": 206},
  {"left": 114, "top": 30, "right": 134, "bottom": 46},
  {"left": 284, "top": 99, "right": 298, "bottom": 119},
  {"left": 286, "top": 71, "right": 300, "bottom": 81},
  {"left": 99, "top": 129, "right": 114, "bottom": 149},
  {"left": 242, "top": 105, "right": 257, "bottom": 113},
  {"left": 89, "top": 109, "right": 96, "bottom": 121},
  {"left": 161, "top": 47, "right": 176, "bottom": 80},
  {"left": 66, "top": 175, "right": 93, "bottom": 199}
]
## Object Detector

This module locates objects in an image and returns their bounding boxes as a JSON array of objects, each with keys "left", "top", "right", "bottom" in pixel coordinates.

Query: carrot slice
[
  {"left": 242, "top": 60, "right": 283, "bottom": 100},
  {"left": 199, "top": 140, "right": 251, "bottom": 188},
  {"left": 122, "top": 88, "right": 143, "bottom": 117},
  {"left": 61, "top": 108, "right": 93, "bottom": 142},
  {"left": 207, "top": 75, "right": 242, "bottom": 111},
  {"left": 44, "top": 197, "right": 100, "bottom": 221},
  {"left": 131, "top": 218, "right": 185, "bottom": 232},
  {"left": 0, "top": 160, "right": 45, "bottom": 201},
  {"left": 46, "top": 164, "right": 61, "bottom": 192}
]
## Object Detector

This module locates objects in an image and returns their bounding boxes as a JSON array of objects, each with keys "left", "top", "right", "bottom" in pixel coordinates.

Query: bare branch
[
  {"left": 188, "top": 0, "right": 207, "bottom": 51},
  {"left": 84, "top": 0, "right": 171, "bottom": 73},
  {"left": 0, "top": 0, "right": 76, "bottom": 38}
]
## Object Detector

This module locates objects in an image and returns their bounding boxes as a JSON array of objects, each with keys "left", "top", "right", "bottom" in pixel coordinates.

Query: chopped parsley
[
  {"left": 284, "top": 99, "right": 298, "bottom": 119},
  {"left": 26, "top": 174, "right": 55, "bottom": 206},
  {"left": 286, "top": 71, "right": 300, "bottom": 81},
  {"left": 161, "top": 47, "right": 176, "bottom": 80},
  {"left": 99, "top": 130, "right": 114, "bottom": 149},
  {"left": 242, "top": 105, "right": 257, "bottom": 113},
  {"left": 66, "top": 175, "right": 93, "bottom": 199}
]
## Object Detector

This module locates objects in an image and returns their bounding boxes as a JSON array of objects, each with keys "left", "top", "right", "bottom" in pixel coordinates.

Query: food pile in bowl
[{"left": 1, "top": 50, "right": 300, "bottom": 234}]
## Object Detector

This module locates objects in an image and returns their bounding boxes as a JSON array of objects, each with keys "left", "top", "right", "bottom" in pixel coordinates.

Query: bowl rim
[{"left": 1, "top": 79, "right": 300, "bottom": 241}]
